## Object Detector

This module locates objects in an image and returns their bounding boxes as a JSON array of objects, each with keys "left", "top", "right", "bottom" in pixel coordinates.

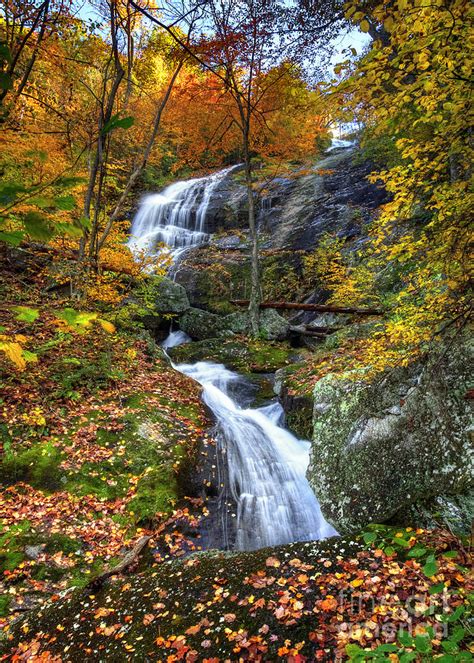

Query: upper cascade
[{"left": 128, "top": 164, "right": 240, "bottom": 260}]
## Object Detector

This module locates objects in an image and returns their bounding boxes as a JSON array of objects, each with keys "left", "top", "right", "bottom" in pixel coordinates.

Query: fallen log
[
  {"left": 87, "top": 535, "right": 151, "bottom": 589},
  {"left": 230, "top": 300, "right": 382, "bottom": 315}
]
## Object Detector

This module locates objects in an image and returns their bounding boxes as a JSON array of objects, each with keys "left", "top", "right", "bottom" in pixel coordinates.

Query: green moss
[
  {"left": 0, "top": 441, "right": 63, "bottom": 490},
  {"left": 44, "top": 533, "right": 82, "bottom": 555},
  {"left": 170, "top": 337, "right": 293, "bottom": 374},
  {"left": 50, "top": 352, "right": 126, "bottom": 398},
  {"left": 3, "top": 536, "right": 363, "bottom": 660},
  {"left": 0, "top": 595, "right": 11, "bottom": 618},
  {"left": 127, "top": 466, "right": 178, "bottom": 523},
  {"left": 286, "top": 402, "right": 313, "bottom": 440}
]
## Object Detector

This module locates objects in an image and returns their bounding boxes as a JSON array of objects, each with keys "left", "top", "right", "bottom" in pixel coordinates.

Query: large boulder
[
  {"left": 308, "top": 336, "right": 473, "bottom": 534},
  {"left": 223, "top": 309, "right": 289, "bottom": 340},
  {"left": 178, "top": 308, "right": 289, "bottom": 342},
  {"left": 178, "top": 307, "right": 229, "bottom": 340},
  {"left": 258, "top": 309, "right": 290, "bottom": 340},
  {"left": 153, "top": 277, "right": 190, "bottom": 313}
]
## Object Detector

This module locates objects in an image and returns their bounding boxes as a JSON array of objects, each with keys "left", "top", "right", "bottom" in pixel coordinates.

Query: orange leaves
[
  {"left": 265, "top": 556, "right": 281, "bottom": 568},
  {"left": 318, "top": 596, "right": 338, "bottom": 612}
]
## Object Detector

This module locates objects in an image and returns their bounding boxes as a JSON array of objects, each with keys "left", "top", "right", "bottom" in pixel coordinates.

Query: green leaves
[
  {"left": 0, "top": 71, "right": 13, "bottom": 91},
  {"left": 429, "top": 582, "right": 445, "bottom": 594},
  {"left": 101, "top": 113, "right": 135, "bottom": 135},
  {"left": 55, "top": 194, "right": 76, "bottom": 211},
  {"left": 414, "top": 634, "right": 432, "bottom": 654},
  {"left": 407, "top": 544, "right": 428, "bottom": 558},
  {"left": 422, "top": 554, "right": 438, "bottom": 577},
  {"left": 56, "top": 308, "right": 116, "bottom": 334},
  {"left": 0, "top": 170, "right": 79, "bottom": 248},
  {"left": 362, "top": 531, "right": 377, "bottom": 544},
  {"left": 13, "top": 307, "right": 40, "bottom": 323},
  {"left": 0, "top": 229, "right": 24, "bottom": 246},
  {"left": 23, "top": 211, "right": 54, "bottom": 241}
]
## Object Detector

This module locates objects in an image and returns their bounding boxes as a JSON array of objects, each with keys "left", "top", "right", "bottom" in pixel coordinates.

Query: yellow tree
[{"left": 328, "top": 0, "right": 473, "bottom": 370}]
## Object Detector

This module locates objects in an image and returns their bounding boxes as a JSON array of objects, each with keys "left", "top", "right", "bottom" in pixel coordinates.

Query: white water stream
[
  {"left": 163, "top": 331, "right": 337, "bottom": 551},
  {"left": 128, "top": 165, "right": 239, "bottom": 261}
]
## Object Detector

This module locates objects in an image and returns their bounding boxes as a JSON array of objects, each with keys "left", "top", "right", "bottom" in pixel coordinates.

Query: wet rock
[
  {"left": 274, "top": 366, "right": 313, "bottom": 439},
  {"left": 308, "top": 334, "right": 474, "bottom": 534}
]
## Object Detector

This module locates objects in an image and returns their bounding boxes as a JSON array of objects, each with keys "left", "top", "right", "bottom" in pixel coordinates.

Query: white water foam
[{"left": 168, "top": 349, "right": 337, "bottom": 551}]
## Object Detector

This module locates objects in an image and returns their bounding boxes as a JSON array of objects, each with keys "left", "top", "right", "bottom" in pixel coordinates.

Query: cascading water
[
  {"left": 327, "top": 137, "right": 354, "bottom": 151},
  {"left": 128, "top": 165, "right": 239, "bottom": 261},
  {"left": 165, "top": 338, "right": 337, "bottom": 551}
]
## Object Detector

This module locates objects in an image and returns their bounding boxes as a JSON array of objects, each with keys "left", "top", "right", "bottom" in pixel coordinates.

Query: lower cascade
[{"left": 163, "top": 331, "right": 337, "bottom": 551}]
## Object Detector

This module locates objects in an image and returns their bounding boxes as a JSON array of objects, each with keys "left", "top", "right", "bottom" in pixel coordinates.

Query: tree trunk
[
  {"left": 96, "top": 60, "right": 183, "bottom": 253},
  {"left": 244, "top": 153, "right": 261, "bottom": 336}
]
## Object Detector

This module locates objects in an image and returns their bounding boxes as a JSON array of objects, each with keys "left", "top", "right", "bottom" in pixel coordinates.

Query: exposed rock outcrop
[
  {"left": 178, "top": 307, "right": 228, "bottom": 340},
  {"left": 153, "top": 277, "right": 190, "bottom": 313},
  {"left": 177, "top": 307, "right": 289, "bottom": 342},
  {"left": 307, "top": 335, "right": 474, "bottom": 534}
]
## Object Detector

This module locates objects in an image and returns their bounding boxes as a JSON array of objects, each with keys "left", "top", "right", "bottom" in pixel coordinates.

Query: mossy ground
[
  {"left": 0, "top": 268, "right": 213, "bottom": 625},
  {"left": 169, "top": 336, "right": 295, "bottom": 374}
]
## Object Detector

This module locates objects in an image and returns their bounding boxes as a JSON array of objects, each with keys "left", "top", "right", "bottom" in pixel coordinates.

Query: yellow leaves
[
  {"left": 360, "top": 19, "right": 370, "bottom": 33},
  {"left": 383, "top": 16, "right": 394, "bottom": 32},
  {"left": 327, "top": 0, "right": 472, "bottom": 377},
  {"left": 351, "top": 578, "right": 364, "bottom": 588},
  {"left": 55, "top": 308, "right": 115, "bottom": 335},
  {"left": 20, "top": 407, "right": 46, "bottom": 427},
  {"left": 98, "top": 319, "right": 116, "bottom": 334},
  {"left": 0, "top": 340, "right": 26, "bottom": 370}
]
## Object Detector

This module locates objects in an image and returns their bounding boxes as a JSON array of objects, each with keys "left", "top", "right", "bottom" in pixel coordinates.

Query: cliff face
[{"left": 173, "top": 146, "right": 388, "bottom": 310}]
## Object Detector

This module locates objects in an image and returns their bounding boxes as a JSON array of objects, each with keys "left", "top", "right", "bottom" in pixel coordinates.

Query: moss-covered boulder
[
  {"left": 153, "top": 277, "right": 190, "bottom": 313},
  {"left": 258, "top": 309, "right": 290, "bottom": 340},
  {"left": 178, "top": 307, "right": 229, "bottom": 340},
  {"left": 4, "top": 528, "right": 471, "bottom": 661},
  {"left": 308, "top": 336, "right": 474, "bottom": 534},
  {"left": 223, "top": 309, "right": 289, "bottom": 340}
]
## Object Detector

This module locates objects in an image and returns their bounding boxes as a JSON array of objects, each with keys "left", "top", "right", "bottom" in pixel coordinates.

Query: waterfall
[
  {"left": 327, "top": 138, "right": 354, "bottom": 151},
  {"left": 128, "top": 165, "right": 239, "bottom": 261},
  {"left": 166, "top": 343, "right": 337, "bottom": 551}
]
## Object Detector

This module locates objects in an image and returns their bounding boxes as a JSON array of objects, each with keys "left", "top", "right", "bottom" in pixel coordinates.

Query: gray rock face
[
  {"left": 308, "top": 337, "right": 473, "bottom": 534},
  {"left": 223, "top": 310, "right": 289, "bottom": 340},
  {"left": 178, "top": 307, "right": 229, "bottom": 340},
  {"left": 153, "top": 277, "right": 190, "bottom": 313},
  {"left": 258, "top": 310, "right": 290, "bottom": 340}
]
